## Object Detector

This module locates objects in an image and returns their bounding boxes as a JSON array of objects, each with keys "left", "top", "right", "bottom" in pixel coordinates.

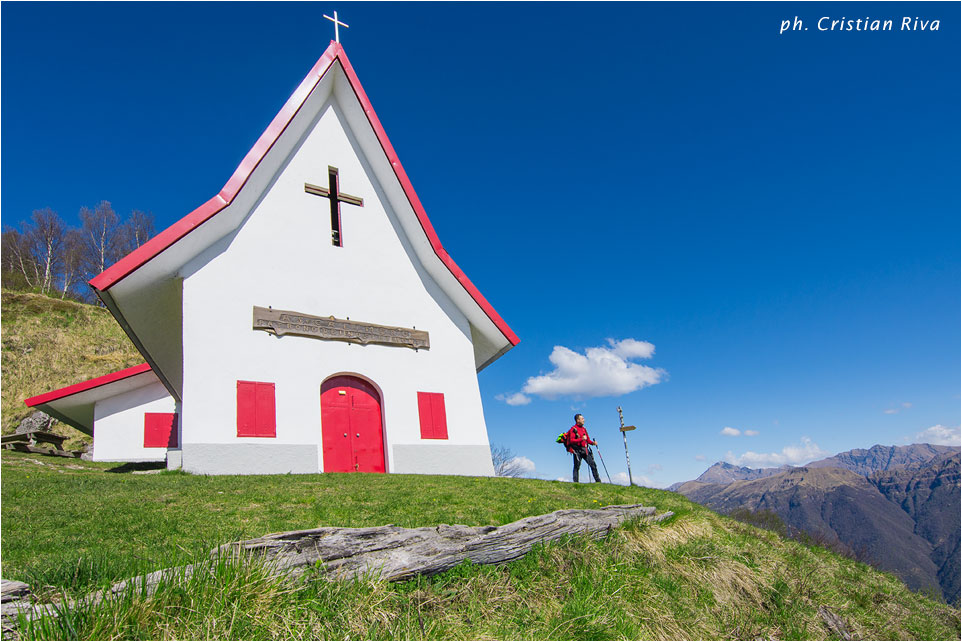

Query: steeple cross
[
  {"left": 305, "top": 167, "right": 364, "bottom": 247},
  {"left": 323, "top": 11, "right": 350, "bottom": 43}
]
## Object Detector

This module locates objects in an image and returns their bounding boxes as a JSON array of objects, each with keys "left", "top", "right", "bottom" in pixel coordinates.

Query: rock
[
  {"left": 15, "top": 412, "right": 53, "bottom": 435},
  {"left": 818, "top": 605, "right": 856, "bottom": 640}
]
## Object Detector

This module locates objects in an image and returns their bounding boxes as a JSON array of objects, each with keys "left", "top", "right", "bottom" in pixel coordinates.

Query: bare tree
[
  {"left": 79, "top": 200, "right": 122, "bottom": 278},
  {"left": 119, "top": 209, "right": 156, "bottom": 255},
  {"left": 59, "top": 229, "right": 86, "bottom": 299},
  {"left": 0, "top": 210, "right": 66, "bottom": 294},
  {"left": 26, "top": 208, "right": 66, "bottom": 294},
  {"left": 1, "top": 228, "right": 38, "bottom": 290},
  {"left": 491, "top": 444, "right": 529, "bottom": 477}
]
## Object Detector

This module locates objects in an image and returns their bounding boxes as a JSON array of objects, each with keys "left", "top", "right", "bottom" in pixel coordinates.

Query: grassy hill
[
  {"left": 0, "top": 290, "right": 142, "bottom": 444},
  {"left": 2, "top": 449, "right": 959, "bottom": 640},
  {"left": 1, "top": 291, "right": 959, "bottom": 639}
]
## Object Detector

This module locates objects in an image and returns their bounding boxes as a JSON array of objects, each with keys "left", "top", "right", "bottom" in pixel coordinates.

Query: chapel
[{"left": 25, "top": 39, "right": 518, "bottom": 476}]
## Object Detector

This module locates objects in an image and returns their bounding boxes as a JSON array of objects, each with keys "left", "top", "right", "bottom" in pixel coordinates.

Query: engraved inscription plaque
[{"left": 253, "top": 306, "right": 429, "bottom": 350}]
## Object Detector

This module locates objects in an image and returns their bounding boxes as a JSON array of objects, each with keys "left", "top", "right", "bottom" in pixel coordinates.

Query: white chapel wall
[
  {"left": 92, "top": 380, "right": 176, "bottom": 462},
  {"left": 177, "top": 91, "right": 494, "bottom": 476}
]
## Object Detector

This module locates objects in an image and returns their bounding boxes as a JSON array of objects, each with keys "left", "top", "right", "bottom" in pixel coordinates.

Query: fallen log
[
  {"left": 2, "top": 504, "right": 671, "bottom": 633},
  {"left": 219, "top": 503, "right": 672, "bottom": 582}
]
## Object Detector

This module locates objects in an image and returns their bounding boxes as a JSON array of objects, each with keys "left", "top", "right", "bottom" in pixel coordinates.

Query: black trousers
[{"left": 572, "top": 446, "right": 601, "bottom": 483}]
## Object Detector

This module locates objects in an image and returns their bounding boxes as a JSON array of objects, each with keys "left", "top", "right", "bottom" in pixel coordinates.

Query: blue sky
[{"left": 2, "top": 2, "right": 959, "bottom": 486}]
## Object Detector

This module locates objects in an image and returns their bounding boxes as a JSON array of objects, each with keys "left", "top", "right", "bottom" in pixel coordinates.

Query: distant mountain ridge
[
  {"left": 871, "top": 451, "right": 961, "bottom": 603},
  {"left": 673, "top": 443, "right": 961, "bottom": 603},
  {"left": 807, "top": 443, "right": 958, "bottom": 476}
]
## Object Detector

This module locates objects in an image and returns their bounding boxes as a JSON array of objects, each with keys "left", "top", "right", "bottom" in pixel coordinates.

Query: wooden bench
[{"left": 1, "top": 430, "right": 67, "bottom": 451}]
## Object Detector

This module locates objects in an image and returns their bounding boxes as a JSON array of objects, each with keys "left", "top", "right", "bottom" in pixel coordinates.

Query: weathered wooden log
[
  {"left": 219, "top": 503, "right": 672, "bottom": 581},
  {"left": 1, "top": 504, "right": 672, "bottom": 633}
]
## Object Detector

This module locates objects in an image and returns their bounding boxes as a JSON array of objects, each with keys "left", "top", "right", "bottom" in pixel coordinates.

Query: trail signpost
[{"left": 617, "top": 406, "right": 635, "bottom": 486}]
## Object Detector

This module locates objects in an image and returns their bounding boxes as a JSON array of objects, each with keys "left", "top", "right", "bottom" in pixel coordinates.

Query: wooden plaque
[
  {"left": 619, "top": 425, "right": 637, "bottom": 432},
  {"left": 253, "top": 306, "right": 429, "bottom": 350}
]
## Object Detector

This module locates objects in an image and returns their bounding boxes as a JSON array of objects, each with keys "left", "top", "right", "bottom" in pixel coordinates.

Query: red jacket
[{"left": 565, "top": 425, "right": 596, "bottom": 453}]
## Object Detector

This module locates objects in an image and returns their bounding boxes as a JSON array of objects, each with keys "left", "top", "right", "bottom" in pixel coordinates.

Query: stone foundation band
[{"left": 253, "top": 306, "right": 430, "bottom": 349}]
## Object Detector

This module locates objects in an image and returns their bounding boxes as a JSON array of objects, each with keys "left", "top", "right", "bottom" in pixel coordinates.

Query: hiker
[{"left": 566, "top": 413, "right": 602, "bottom": 483}]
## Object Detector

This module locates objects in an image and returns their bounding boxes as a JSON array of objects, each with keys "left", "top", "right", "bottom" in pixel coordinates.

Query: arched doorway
[{"left": 320, "top": 375, "right": 385, "bottom": 473}]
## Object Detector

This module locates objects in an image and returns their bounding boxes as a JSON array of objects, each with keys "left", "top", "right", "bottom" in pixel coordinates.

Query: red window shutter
[
  {"left": 417, "top": 392, "right": 433, "bottom": 438},
  {"left": 237, "top": 381, "right": 257, "bottom": 437},
  {"left": 144, "top": 413, "right": 178, "bottom": 448},
  {"left": 255, "top": 382, "right": 276, "bottom": 438},
  {"left": 417, "top": 392, "right": 448, "bottom": 440},
  {"left": 237, "top": 381, "right": 276, "bottom": 438}
]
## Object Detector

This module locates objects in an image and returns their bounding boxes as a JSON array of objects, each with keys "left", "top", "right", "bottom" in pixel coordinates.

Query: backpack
[{"left": 556, "top": 432, "right": 570, "bottom": 448}]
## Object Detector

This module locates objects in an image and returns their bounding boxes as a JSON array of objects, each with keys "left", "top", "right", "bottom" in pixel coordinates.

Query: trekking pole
[
  {"left": 618, "top": 406, "right": 636, "bottom": 486},
  {"left": 593, "top": 442, "right": 611, "bottom": 483}
]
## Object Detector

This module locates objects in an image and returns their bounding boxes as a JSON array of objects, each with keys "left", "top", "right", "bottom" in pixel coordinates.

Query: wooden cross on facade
[
  {"left": 323, "top": 11, "right": 350, "bottom": 43},
  {"left": 305, "top": 167, "right": 364, "bottom": 247}
]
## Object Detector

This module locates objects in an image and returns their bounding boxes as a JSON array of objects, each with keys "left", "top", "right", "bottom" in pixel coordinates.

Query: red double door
[{"left": 320, "top": 376, "right": 385, "bottom": 473}]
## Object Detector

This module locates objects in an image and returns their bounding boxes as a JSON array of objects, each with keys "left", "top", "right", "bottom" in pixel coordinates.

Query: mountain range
[{"left": 672, "top": 443, "right": 960, "bottom": 603}]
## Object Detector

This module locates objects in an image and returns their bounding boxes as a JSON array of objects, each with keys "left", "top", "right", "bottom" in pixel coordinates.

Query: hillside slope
[
  {"left": 0, "top": 290, "right": 142, "bottom": 441},
  {"left": 677, "top": 451, "right": 961, "bottom": 604},
  {"left": 2, "top": 449, "right": 958, "bottom": 640},
  {"left": 677, "top": 467, "right": 941, "bottom": 595}
]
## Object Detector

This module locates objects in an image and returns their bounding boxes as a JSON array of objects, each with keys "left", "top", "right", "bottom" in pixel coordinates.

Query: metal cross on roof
[{"left": 323, "top": 10, "right": 350, "bottom": 43}]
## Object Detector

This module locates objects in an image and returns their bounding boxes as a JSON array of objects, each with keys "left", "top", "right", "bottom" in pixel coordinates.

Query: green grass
[
  {"left": 1, "top": 289, "right": 143, "bottom": 444},
  {"left": 3, "top": 450, "right": 960, "bottom": 640},
  {"left": 1, "top": 449, "right": 691, "bottom": 593}
]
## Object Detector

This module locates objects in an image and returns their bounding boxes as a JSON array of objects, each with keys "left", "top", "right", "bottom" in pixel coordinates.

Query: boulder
[{"left": 15, "top": 412, "right": 53, "bottom": 435}]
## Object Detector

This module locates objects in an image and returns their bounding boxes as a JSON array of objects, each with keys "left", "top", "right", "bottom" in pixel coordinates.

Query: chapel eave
[{"left": 24, "top": 363, "right": 158, "bottom": 434}]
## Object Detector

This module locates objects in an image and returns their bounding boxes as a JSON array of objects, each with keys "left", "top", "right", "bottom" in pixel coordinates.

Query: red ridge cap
[
  {"left": 25, "top": 363, "right": 153, "bottom": 407},
  {"left": 88, "top": 41, "right": 518, "bottom": 347}
]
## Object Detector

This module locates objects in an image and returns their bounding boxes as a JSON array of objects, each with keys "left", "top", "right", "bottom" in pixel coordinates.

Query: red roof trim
[
  {"left": 24, "top": 363, "right": 153, "bottom": 407},
  {"left": 89, "top": 44, "right": 339, "bottom": 292},
  {"left": 334, "top": 49, "right": 520, "bottom": 346},
  {"left": 88, "top": 42, "right": 518, "bottom": 347}
]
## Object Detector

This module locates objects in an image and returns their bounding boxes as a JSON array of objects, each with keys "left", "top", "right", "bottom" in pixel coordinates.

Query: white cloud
[
  {"left": 720, "top": 426, "right": 741, "bottom": 437},
  {"left": 496, "top": 392, "right": 531, "bottom": 406},
  {"left": 506, "top": 455, "right": 536, "bottom": 474},
  {"left": 607, "top": 338, "right": 655, "bottom": 359},
  {"left": 885, "top": 402, "right": 913, "bottom": 415},
  {"left": 512, "top": 339, "right": 665, "bottom": 401},
  {"left": 744, "top": 430, "right": 759, "bottom": 436},
  {"left": 694, "top": 454, "right": 706, "bottom": 461},
  {"left": 609, "top": 471, "right": 658, "bottom": 487},
  {"left": 647, "top": 463, "right": 663, "bottom": 474},
  {"left": 723, "top": 437, "right": 828, "bottom": 468},
  {"left": 914, "top": 424, "right": 961, "bottom": 447}
]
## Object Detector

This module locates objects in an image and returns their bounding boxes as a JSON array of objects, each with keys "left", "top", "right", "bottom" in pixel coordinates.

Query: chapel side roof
[
  {"left": 24, "top": 363, "right": 156, "bottom": 434},
  {"left": 89, "top": 41, "right": 519, "bottom": 352}
]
